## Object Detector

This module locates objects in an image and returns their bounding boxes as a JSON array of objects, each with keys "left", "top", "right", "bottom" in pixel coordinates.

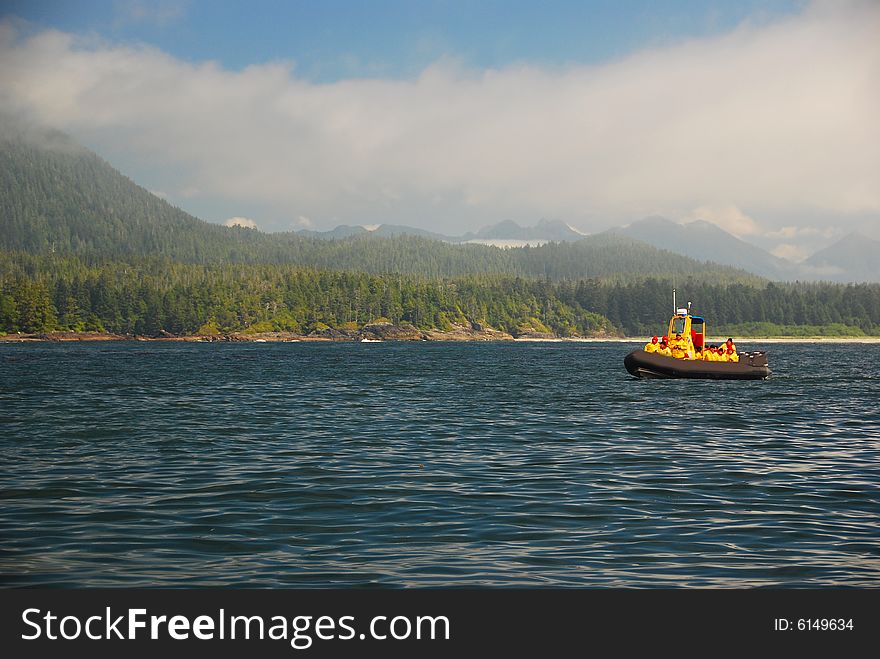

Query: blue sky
[
  {"left": 1, "top": 1, "right": 877, "bottom": 258},
  {"left": 4, "top": 0, "right": 803, "bottom": 80}
]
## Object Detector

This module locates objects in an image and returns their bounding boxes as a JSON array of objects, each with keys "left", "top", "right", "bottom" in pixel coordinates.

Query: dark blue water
[{"left": 1, "top": 341, "right": 878, "bottom": 587}]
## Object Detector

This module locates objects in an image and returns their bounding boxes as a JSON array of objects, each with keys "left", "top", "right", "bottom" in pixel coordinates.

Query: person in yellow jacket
[
  {"left": 725, "top": 337, "right": 737, "bottom": 354},
  {"left": 644, "top": 335, "right": 660, "bottom": 353},
  {"left": 670, "top": 334, "right": 689, "bottom": 359},
  {"left": 726, "top": 347, "right": 739, "bottom": 363},
  {"left": 679, "top": 333, "right": 696, "bottom": 359},
  {"left": 656, "top": 339, "right": 672, "bottom": 357}
]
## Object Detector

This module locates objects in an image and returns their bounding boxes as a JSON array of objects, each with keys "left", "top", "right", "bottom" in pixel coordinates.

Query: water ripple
[{"left": 1, "top": 341, "right": 878, "bottom": 587}]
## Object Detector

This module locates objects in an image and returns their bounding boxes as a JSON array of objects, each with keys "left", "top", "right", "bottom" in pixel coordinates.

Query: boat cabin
[{"left": 668, "top": 308, "right": 705, "bottom": 352}]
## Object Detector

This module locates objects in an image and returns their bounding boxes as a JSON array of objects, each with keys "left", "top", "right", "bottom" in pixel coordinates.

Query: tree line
[
  {"left": 1, "top": 253, "right": 878, "bottom": 337},
  {"left": 566, "top": 278, "right": 880, "bottom": 336},
  {"left": 0, "top": 253, "right": 614, "bottom": 337}
]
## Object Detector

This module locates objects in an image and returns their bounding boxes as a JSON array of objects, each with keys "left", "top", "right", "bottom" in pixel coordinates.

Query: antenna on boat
[{"left": 672, "top": 287, "right": 676, "bottom": 314}]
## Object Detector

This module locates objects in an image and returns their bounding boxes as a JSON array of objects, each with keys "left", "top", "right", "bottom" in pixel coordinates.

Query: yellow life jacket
[
  {"left": 644, "top": 342, "right": 658, "bottom": 353},
  {"left": 657, "top": 346, "right": 672, "bottom": 357},
  {"left": 671, "top": 345, "right": 686, "bottom": 359},
  {"left": 727, "top": 351, "right": 739, "bottom": 363}
]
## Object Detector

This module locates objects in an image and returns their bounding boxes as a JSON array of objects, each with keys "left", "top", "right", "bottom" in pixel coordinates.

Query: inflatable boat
[
  {"left": 624, "top": 295, "right": 770, "bottom": 380},
  {"left": 624, "top": 349, "right": 770, "bottom": 379}
]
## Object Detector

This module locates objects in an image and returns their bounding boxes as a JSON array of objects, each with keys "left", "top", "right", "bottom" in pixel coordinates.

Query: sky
[{"left": 0, "top": 0, "right": 878, "bottom": 260}]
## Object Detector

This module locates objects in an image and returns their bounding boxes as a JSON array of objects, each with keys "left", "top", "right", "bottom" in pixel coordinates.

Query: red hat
[
  {"left": 661, "top": 336, "right": 668, "bottom": 343},
  {"left": 651, "top": 336, "right": 658, "bottom": 343}
]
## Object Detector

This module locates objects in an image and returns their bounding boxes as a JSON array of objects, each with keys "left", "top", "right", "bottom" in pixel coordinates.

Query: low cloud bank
[{"left": 0, "top": 1, "right": 877, "bottom": 239}]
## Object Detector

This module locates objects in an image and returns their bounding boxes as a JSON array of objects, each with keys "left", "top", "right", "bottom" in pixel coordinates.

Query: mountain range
[
  {"left": 299, "top": 218, "right": 585, "bottom": 246},
  {"left": 606, "top": 216, "right": 796, "bottom": 280},
  {"left": 801, "top": 233, "right": 880, "bottom": 283},
  {"left": 1, "top": 116, "right": 876, "bottom": 283},
  {"left": 299, "top": 216, "right": 878, "bottom": 283},
  {"left": 0, "top": 118, "right": 758, "bottom": 282},
  {"left": 607, "top": 216, "right": 879, "bottom": 283}
]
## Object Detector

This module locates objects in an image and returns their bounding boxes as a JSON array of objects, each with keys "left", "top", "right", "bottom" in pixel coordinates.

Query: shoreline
[
  {"left": 515, "top": 337, "right": 880, "bottom": 343},
  {"left": 3, "top": 331, "right": 880, "bottom": 344}
]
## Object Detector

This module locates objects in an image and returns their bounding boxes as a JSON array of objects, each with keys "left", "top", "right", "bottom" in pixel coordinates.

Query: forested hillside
[
  {"left": 0, "top": 121, "right": 294, "bottom": 261},
  {"left": 0, "top": 120, "right": 758, "bottom": 282}
]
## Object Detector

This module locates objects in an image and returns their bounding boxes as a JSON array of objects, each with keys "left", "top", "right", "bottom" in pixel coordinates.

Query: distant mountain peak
[
  {"left": 479, "top": 219, "right": 522, "bottom": 234},
  {"left": 537, "top": 218, "right": 588, "bottom": 235},
  {"left": 802, "top": 232, "right": 880, "bottom": 282},
  {"left": 606, "top": 216, "right": 879, "bottom": 283},
  {"left": 686, "top": 219, "right": 722, "bottom": 230},
  {"left": 625, "top": 215, "right": 680, "bottom": 230},
  {"left": 608, "top": 216, "right": 796, "bottom": 280},
  {"left": 467, "top": 219, "right": 585, "bottom": 242}
]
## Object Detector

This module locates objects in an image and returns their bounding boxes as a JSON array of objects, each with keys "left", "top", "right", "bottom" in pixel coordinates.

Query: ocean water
[{"left": 1, "top": 341, "right": 878, "bottom": 587}]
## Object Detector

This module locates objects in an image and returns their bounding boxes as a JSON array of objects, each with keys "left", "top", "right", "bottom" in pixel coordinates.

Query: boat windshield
[{"left": 671, "top": 316, "right": 687, "bottom": 335}]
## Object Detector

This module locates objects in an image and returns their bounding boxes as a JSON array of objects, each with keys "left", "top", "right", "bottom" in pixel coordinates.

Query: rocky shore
[
  {"left": 3, "top": 329, "right": 878, "bottom": 343},
  {"left": 0, "top": 322, "right": 619, "bottom": 343}
]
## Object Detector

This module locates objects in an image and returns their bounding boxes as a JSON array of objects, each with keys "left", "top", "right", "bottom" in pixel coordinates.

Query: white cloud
[
  {"left": 0, "top": 1, "right": 878, "bottom": 235},
  {"left": 765, "top": 225, "right": 836, "bottom": 240},
  {"left": 294, "top": 215, "right": 313, "bottom": 229},
  {"left": 223, "top": 216, "right": 257, "bottom": 229},
  {"left": 770, "top": 243, "right": 809, "bottom": 262}
]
